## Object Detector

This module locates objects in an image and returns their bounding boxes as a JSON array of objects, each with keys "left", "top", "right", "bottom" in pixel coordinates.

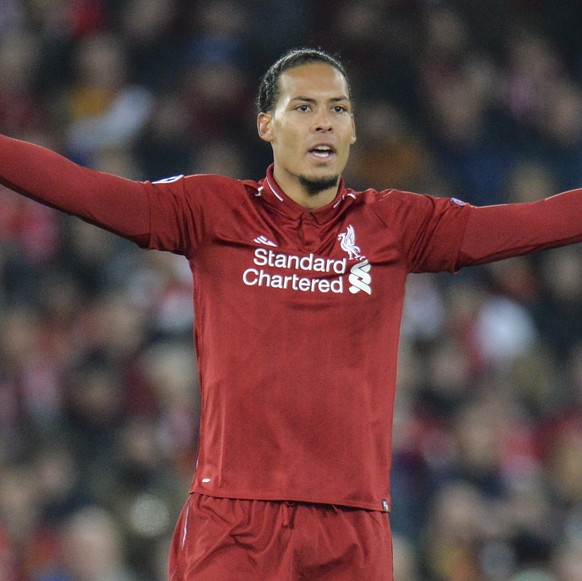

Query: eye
[
  {"left": 295, "top": 104, "right": 311, "bottom": 112},
  {"left": 333, "top": 105, "right": 348, "bottom": 114}
]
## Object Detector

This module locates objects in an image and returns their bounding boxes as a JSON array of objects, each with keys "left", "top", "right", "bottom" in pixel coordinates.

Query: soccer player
[{"left": 2, "top": 48, "right": 582, "bottom": 580}]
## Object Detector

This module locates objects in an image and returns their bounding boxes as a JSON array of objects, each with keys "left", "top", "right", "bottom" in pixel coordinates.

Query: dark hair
[{"left": 256, "top": 48, "right": 350, "bottom": 114}]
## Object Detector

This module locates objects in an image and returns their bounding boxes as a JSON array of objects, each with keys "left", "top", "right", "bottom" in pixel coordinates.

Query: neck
[{"left": 272, "top": 166, "right": 340, "bottom": 209}]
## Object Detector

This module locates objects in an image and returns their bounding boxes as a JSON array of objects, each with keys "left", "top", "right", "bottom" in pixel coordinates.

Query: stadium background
[{"left": 1, "top": 0, "right": 582, "bottom": 579}]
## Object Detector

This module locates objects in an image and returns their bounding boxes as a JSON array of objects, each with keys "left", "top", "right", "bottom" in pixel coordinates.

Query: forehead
[{"left": 277, "top": 63, "right": 350, "bottom": 102}]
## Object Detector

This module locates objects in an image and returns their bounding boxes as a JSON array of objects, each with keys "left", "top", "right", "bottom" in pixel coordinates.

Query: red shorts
[{"left": 169, "top": 493, "right": 393, "bottom": 580}]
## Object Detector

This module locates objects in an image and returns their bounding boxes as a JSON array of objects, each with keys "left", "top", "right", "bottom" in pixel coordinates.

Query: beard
[{"left": 298, "top": 174, "right": 339, "bottom": 195}]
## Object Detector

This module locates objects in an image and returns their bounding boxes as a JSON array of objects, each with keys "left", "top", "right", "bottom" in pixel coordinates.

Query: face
[{"left": 257, "top": 63, "right": 356, "bottom": 197}]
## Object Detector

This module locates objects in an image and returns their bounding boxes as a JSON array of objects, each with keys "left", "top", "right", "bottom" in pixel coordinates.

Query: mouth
[{"left": 308, "top": 144, "right": 337, "bottom": 161}]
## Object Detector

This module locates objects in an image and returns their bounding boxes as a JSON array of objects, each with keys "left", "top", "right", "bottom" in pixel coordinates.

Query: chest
[{"left": 194, "top": 201, "right": 405, "bottom": 304}]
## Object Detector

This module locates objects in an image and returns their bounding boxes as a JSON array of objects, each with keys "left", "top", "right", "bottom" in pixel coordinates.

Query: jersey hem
[{"left": 189, "top": 485, "right": 390, "bottom": 513}]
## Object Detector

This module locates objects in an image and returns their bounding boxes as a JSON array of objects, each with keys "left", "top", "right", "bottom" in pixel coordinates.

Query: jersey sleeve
[
  {"left": 0, "top": 134, "right": 151, "bottom": 246},
  {"left": 372, "top": 190, "right": 472, "bottom": 273},
  {"left": 145, "top": 173, "right": 250, "bottom": 257},
  {"left": 457, "top": 187, "right": 582, "bottom": 267},
  {"left": 0, "top": 134, "right": 248, "bottom": 255}
]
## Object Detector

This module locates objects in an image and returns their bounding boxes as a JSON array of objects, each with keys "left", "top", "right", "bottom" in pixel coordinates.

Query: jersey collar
[{"left": 255, "top": 164, "right": 357, "bottom": 224}]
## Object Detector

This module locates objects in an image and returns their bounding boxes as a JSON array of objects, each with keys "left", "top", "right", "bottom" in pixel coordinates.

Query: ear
[
  {"left": 257, "top": 112, "right": 273, "bottom": 143},
  {"left": 350, "top": 117, "right": 357, "bottom": 144}
]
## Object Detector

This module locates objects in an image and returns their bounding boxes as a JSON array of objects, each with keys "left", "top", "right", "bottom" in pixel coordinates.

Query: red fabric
[
  {"left": 3, "top": 135, "right": 582, "bottom": 511},
  {"left": 0, "top": 135, "right": 150, "bottom": 245},
  {"left": 145, "top": 170, "right": 470, "bottom": 510},
  {"left": 458, "top": 189, "right": 582, "bottom": 266},
  {"left": 169, "top": 493, "right": 393, "bottom": 581}
]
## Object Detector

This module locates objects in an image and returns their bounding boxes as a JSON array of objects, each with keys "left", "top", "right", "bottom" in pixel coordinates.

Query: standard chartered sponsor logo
[
  {"left": 252, "top": 248, "right": 347, "bottom": 274},
  {"left": 242, "top": 248, "right": 372, "bottom": 295},
  {"left": 242, "top": 269, "right": 344, "bottom": 293}
]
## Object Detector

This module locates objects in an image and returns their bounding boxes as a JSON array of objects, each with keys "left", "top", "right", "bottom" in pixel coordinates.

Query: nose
[{"left": 313, "top": 110, "right": 333, "bottom": 132}]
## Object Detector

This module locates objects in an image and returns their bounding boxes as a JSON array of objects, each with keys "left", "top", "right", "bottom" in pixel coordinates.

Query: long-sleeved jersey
[{"left": 2, "top": 135, "right": 582, "bottom": 511}]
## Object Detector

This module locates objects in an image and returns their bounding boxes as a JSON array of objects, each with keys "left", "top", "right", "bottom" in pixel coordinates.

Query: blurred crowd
[{"left": 1, "top": 0, "right": 582, "bottom": 579}]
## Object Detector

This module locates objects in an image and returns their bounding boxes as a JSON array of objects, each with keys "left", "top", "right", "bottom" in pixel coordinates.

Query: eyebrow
[{"left": 290, "top": 96, "right": 351, "bottom": 104}]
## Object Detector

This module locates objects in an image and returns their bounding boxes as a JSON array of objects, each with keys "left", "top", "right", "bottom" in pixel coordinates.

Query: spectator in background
[
  {"left": 36, "top": 506, "right": 138, "bottom": 581},
  {"left": 0, "top": 523, "right": 18, "bottom": 581},
  {"left": 0, "top": 31, "right": 45, "bottom": 136},
  {"left": 63, "top": 32, "right": 153, "bottom": 164},
  {"left": 119, "top": 0, "right": 183, "bottom": 92}
]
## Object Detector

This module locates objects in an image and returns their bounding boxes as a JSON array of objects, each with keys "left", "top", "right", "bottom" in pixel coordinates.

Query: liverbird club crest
[{"left": 338, "top": 225, "right": 365, "bottom": 260}]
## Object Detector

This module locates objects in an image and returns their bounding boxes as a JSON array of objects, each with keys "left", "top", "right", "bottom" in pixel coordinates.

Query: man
[{"left": 2, "top": 48, "right": 582, "bottom": 580}]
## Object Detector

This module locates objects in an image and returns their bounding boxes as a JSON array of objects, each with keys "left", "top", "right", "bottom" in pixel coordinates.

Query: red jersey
[
  {"left": 145, "top": 167, "right": 470, "bottom": 511},
  {"left": 2, "top": 135, "right": 582, "bottom": 511}
]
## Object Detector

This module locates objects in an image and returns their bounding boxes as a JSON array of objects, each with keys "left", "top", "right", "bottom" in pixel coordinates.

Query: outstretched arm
[
  {"left": 0, "top": 135, "right": 151, "bottom": 247},
  {"left": 457, "top": 188, "right": 582, "bottom": 267}
]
